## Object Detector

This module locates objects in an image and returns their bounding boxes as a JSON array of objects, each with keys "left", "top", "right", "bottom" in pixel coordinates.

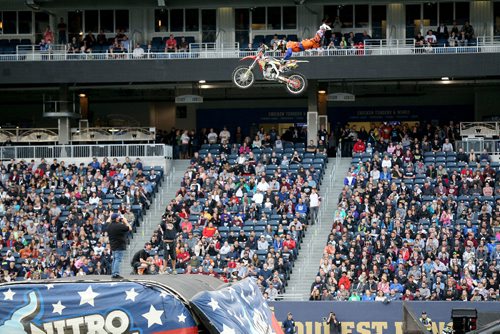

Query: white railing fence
[
  {"left": 2, "top": 41, "right": 500, "bottom": 61},
  {"left": 0, "top": 127, "right": 156, "bottom": 143},
  {"left": 455, "top": 139, "right": 500, "bottom": 155},
  {"left": 0, "top": 144, "right": 170, "bottom": 160}
]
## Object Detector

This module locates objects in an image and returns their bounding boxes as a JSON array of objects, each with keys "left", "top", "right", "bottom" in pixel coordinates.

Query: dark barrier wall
[
  {"left": 269, "top": 301, "right": 500, "bottom": 334},
  {"left": 1, "top": 53, "right": 500, "bottom": 85}
]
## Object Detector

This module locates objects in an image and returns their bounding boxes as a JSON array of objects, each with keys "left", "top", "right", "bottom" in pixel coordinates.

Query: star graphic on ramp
[
  {"left": 142, "top": 305, "right": 164, "bottom": 328},
  {"left": 78, "top": 286, "right": 99, "bottom": 307},
  {"left": 46, "top": 284, "right": 55, "bottom": 290},
  {"left": 208, "top": 297, "right": 220, "bottom": 311},
  {"left": 178, "top": 313, "right": 187, "bottom": 323},
  {"left": 125, "top": 288, "right": 139, "bottom": 302},
  {"left": 52, "top": 301, "right": 66, "bottom": 315},
  {"left": 3, "top": 289, "right": 15, "bottom": 301}
]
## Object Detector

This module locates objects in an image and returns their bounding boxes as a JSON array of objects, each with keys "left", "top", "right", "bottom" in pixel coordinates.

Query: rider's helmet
[{"left": 319, "top": 23, "right": 332, "bottom": 31}]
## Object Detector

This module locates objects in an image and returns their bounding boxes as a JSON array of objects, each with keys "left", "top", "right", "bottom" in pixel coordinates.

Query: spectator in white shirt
[
  {"left": 207, "top": 128, "right": 218, "bottom": 144},
  {"left": 370, "top": 166, "right": 380, "bottom": 182},
  {"left": 442, "top": 138, "right": 453, "bottom": 152},
  {"left": 381, "top": 155, "right": 392, "bottom": 169},
  {"left": 309, "top": 188, "right": 320, "bottom": 223},
  {"left": 257, "top": 235, "right": 269, "bottom": 250},
  {"left": 252, "top": 190, "right": 264, "bottom": 205},
  {"left": 256, "top": 178, "right": 270, "bottom": 192},
  {"left": 219, "top": 127, "right": 230, "bottom": 143},
  {"left": 265, "top": 283, "right": 279, "bottom": 301},
  {"left": 425, "top": 30, "right": 437, "bottom": 46},
  {"left": 132, "top": 43, "right": 145, "bottom": 58}
]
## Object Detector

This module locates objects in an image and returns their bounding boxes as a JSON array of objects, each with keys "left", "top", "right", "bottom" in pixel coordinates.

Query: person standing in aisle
[
  {"left": 106, "top": 213, "right": 132, "bottom": 279},
  {"left": 160, "top": 214, "right": 178, "bottom": 274}
]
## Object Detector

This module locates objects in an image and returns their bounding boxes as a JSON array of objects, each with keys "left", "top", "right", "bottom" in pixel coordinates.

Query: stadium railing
[
  {"left": 0, "top": 143, "right": 170, "bottom": 160},
  {"left": 1, "top": 38, "right": 500, "bottom": 61},
  {"left": 0, "top": 127, "right": 156, "bottom": 143},
  {"left": 455, "top": 139, "right": 500, "bottom": 155}
]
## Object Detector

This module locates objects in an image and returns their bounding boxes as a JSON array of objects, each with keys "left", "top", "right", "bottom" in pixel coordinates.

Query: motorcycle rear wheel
[
  {"left": 232, "top": 66, "right": 255, "bottom": 89},
  {"left": 285, "top": 72, "right": 308, "bottom": 95}
]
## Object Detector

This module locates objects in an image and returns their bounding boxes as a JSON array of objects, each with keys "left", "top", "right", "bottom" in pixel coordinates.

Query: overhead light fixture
[
  {"left": 198, "top": 80, "right": 206, "bottom": 84},
  {"left": 200, "top": 84, "right": 210, "bottom": 89},
  {"left": 318, "top": 90, "right": 326, "bottom": 94},
  {"left": 79, "top": 93, "right": 86, "bottom": 97},
  {"left": 441, "top": 77, "right": 450, "bottom": 81}
]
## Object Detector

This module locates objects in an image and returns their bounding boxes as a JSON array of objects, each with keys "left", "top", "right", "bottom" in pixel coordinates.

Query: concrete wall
[{"left": 2, "top": 53, "right": 500, "bottom": 85}]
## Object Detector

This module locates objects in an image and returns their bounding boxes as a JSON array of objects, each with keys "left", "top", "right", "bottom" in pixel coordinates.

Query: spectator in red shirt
[
  {"left": 180, "top": 220, "right": 193, "bottom": 234},
  {"left": 165, "top": 34, "right": 177, "bottom": 52},
  {"left": 177, "top": 247, "right": 191, "bottom": 268},
  {"left": 43, "top": 26, "right": 54, "bottom": 44},
  {"left": 338, "top": 271, "right": 351, "bottom": 291},
  {"left": 283, "top": 234, "right": 296, "bottom": 250},
  {"left": 202, "top": 222, "right": 217, "bottom": 238},
  {"left": 353, "top": 139, "right": 366, "bottom": 154},
  {"left": 402, "top": 289, "right": 414, "bottom": 301}
]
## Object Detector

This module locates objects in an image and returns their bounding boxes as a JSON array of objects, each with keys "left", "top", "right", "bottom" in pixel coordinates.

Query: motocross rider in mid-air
[{"left": 280, "top": 23, "right": 331, "bottom": 65}]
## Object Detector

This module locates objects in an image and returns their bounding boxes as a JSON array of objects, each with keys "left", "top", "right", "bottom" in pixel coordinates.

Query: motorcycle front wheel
[
  {"left": 285, "top": 72, "right": 308, "bottom": 95},
  {"left": 232, "top": 66, "right": 255, "bottom": 89}
]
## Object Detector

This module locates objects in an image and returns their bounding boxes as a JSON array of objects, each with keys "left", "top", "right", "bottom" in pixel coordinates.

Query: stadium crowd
[
  {"left": 310, "top": 122, "right": 500, "bottom": 302},
  {"left": 0, "top": 156, "right": 161, "bottom": 282},
  {"left": 135, "top": 125, "right": 328, "bottom": 301}
]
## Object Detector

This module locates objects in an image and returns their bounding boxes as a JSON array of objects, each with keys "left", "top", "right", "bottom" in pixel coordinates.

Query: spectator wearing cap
[
  {"left": 106, "top": 212, "right": 132, "bottom": 279},
  {"left": 132, "top": 242, "right": 152, "bottom": 275}
]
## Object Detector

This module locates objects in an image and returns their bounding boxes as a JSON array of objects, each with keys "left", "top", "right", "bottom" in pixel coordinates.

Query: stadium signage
[
  {"left": 270, "top": 301, "right": 500, "bottom": 334},
  {"left": 326, "top": 93, "right": 355, "bottom": 102},
  {"left": 175, "top": 95, "right": 204, "bottom": 104}
]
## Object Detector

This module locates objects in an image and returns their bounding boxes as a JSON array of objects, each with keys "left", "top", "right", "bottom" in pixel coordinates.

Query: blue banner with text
[{"left": 269, "top": 301, "right": 500, "bottom": 334}]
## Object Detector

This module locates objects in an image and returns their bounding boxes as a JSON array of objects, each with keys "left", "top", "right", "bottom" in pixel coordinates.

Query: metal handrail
[
  {"left": 0, "top": 144, "right": 169, "bottom": 160},
  {"left": 2, "top": 44, "right": 500, "bottom": 62},
  {"left": 0, "top": 126, "right": 156, "bottom": 143},
  {"left": 455, "top": 139, "right": 500, "bottom": 155}
]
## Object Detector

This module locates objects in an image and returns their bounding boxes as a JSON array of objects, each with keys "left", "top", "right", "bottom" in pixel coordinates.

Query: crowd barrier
[
  {"left": 0, "top": 144, "right": 170, "bottom": 160},
  {"left": 269, "top": 301, "right": 500, "bottom": 334}
]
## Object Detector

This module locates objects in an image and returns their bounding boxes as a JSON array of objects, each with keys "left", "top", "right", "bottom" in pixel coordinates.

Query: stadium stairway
[
  {"left": 282, "top": 157, "right": 352, "bottom": 300},
  {"left": 121, "top": 159, "right": 191, "bottom": 275}
]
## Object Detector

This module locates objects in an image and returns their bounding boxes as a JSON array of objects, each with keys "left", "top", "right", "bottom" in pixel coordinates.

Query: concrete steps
[
  {"left": 120, "top": 159, "right": 191, "bottom": 274},
  {"left": 282, "top": 157, "right": 351, "bottom": 300}
]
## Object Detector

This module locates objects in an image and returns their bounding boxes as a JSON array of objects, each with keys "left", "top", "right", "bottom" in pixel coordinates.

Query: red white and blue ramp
[
  {"left": 0, "top": 281, "right": 197, "bottom": 334},
  {"left": 191, "top": 278, "right": 284, "bottom": 334}
]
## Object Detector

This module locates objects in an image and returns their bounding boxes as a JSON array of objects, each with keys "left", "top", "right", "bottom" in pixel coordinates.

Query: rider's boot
[{"left": 279, "top": 59, "right": 288, "bottom": 71}]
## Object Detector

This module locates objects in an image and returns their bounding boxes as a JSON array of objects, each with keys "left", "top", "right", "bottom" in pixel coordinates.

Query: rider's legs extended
[{"left": 283, "top": 41, "right": 304, "bottom": 61}]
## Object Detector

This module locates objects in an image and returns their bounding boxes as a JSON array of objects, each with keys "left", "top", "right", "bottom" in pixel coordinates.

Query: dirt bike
[{"left": 232, "top": 46, "right": 309, "bottom": 95}]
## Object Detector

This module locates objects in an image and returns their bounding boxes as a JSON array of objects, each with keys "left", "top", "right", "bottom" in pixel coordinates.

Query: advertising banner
[{"left": 269, "top": 301, "right": 500, "bottom": 334}]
